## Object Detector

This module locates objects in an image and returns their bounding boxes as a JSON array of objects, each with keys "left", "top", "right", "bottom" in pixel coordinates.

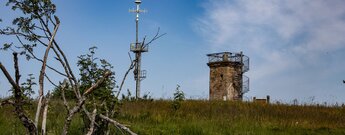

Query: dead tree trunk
[
  {"left": 0, "top": 53, "right": 37, "bottom": 135},
  {"left": 41, "top": 92, "right": 51, "bottom": 135},
  {"left": 35, "top": 20, "right": 60, "bottom": 128}
]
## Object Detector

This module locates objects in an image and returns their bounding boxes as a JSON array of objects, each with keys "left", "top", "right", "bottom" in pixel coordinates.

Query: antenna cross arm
[{"left": 129, "top": 9, "right": 147, "bottom": 13}]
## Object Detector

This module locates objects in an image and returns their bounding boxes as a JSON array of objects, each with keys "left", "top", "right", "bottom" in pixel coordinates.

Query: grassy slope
[
  {"left": 1, "top": 100, "right": 345, "bottom": 135},
  {"left": 118, "top": 100, "right": 345, "bottom": 135}
]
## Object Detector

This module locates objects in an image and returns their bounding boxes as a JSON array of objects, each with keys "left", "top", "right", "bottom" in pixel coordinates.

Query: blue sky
[{"left": 1, "top": 0, "right": 345, "bottom": 104}]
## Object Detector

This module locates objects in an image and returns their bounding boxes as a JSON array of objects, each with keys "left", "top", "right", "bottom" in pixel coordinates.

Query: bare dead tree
[
  {"left": 0, "top": 1, "right": 111, "bottom": 134},
  {"left": 0, "top": 53, "right": 36, "bottom": 135},
  {"left": 1, "top": 1, "right": 167, "bottom": 135}
]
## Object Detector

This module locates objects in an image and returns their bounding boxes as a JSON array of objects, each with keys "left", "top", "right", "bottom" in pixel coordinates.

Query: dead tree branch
[
  {"left": 0, "top": 98, "right": 15, "bottom": 107},
  {"left": 99, "top": 114, "right": 137, "bottom": 135},
  {"left": 0, "top": 53, "right": 37, "bottom": 135},
  {"left": 41, "top": 92, "right": 51, "bottom": 135},
  {"left": 15, "top": 35, "right": 68, "bottom": 78},
  {"left": 35, "top": 17, "right": 60, "bottom": 127},
  {"left": 40, "top": 15, "right": 81, "bottom": 99},
  {"left": 62, "top": 70, "right": 112, "bottom": 135},
  {"left": 60, "top": 80, "right": 70, "bottom": 111},
  {"left": 83, "top": 71, "right": 112, "bottom": 96},
  {"left": 86, "top": 108, "right": 97, "bottom": 135},
  {"left": 142, "top": 27, "right": 166, "bottom": 49},
  {"left": 0, "top": 63, "right": 21, "bottom": 91},
  {"left": 116, "top": 53, "right": 135, "bottom": 98},
  {"left": 44, "top": 74, "right": 58, "bottom": 88}
]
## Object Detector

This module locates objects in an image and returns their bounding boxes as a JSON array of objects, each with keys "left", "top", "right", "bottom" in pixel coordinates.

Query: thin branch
[
  {"left": 28, "top": 29, "right": 49, "bottom": 39},
  {"left": 33, "top": 25, "right": 45, "bottom": 31},
  {"left": 14, "top": 36, "right": 59, "bottom": 73},
  {"left": 55, "top": 42, "right": 81, "bottom": 98},
  {"left": 0, "top": 62, "right": 21, "bottom": 91},
  {"left": 17, "top": 30, "right": 49, "bottom": 47},
  {"left": 2, "top": 30, "right": 48, "bottom": 42},
  {"left": 99, "top": 114, "right": 137, "bottom": 135},
  {"left": 49, "top": 47, "right": 76, "bottom": 96},
  {"left": 60, "top": 80, "right": 70, "bottom": 111},
  {"left": 37, "top": 2, "right": 56, "bottom": 28},
  {"left": 38, "top": 15, "right": 80, "bottom": 99},
  {"left": 142, "top": 27, "right": 166, "bottom": 48},
  {"left": 116, "top": 53, "right": 135, "bottom": 98},
  {"left": 44, "top": 74, "right": 58, "bottom": 87},
  {"left": 38, "top": 19, "right": 50, "bottom": 46}
]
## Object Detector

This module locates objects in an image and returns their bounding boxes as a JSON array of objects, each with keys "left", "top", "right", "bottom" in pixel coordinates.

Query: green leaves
[
  {"left": 76, "top": 47, "right": 118, "bottom": 134},
  {"left": 8, "top": 74, "right": 37, "bottom": 100},
  {"left": 0, "top": 43, "right": 13, "bottom": 51},
  {"left": 174, "top": 85, "right": 185, "bottom": 101},
  {"left": 20, "top": 74, "right": 36, "bottom": 99},
  {"left": 7, "top": 0, "right": 56, "bottom": 16},
  {"left": 77, "top": 46, "right": 116, "bottom": 103},
  {"left": 12, "top": 17, "right": 35, "bottom": 34},
  {"left": 171, "top": 85, "right": 185, "bottom": 111},
  {"left": 2, "top": 0, "right": 58, "bottom": 56}
]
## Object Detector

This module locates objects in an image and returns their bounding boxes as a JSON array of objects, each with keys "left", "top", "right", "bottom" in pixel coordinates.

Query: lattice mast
[{"left": 129, "top": 0, "right": 147, "bottom": 99}]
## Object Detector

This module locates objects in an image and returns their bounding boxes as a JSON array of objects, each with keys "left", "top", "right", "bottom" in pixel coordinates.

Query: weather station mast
[{"left": 129, "top": 0, "right": 147, "bottom": 99}]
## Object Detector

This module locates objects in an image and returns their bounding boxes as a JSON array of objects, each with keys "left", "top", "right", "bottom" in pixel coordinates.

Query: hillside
[{"left": 1, "top": 100, "right": 345, "bottom": 135}]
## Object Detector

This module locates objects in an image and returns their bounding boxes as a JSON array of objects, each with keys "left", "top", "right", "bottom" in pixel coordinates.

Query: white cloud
[{"left": 195, "top": 0, "right": 345, "bottom": 103}]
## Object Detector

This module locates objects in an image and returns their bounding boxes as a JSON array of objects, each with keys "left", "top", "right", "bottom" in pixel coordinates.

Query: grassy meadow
[{"left": 1, "top": 100, "right": 345, "bottom": 135}]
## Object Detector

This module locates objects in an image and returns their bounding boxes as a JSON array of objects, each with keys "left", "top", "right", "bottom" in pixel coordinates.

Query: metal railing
[
  {"left": 207, "top": 52, "right": 249, "bottom": 73},
  {"left": 130, "top": 42, "right": 148, "bottom": 52},
  {"left": 242, "top": 75, "right": 249, "bottom": 94},
  {"left": 134, "top": 70, "right": 147, "bottom": 81}
]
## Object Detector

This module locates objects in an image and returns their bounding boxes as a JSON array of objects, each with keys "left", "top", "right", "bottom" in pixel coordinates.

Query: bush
[{"left": 171, "top": 85, "right": 185, "bottom": 111}]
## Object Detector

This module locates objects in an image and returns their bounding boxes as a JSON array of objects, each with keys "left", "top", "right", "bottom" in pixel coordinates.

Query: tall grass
[
  {"left": 118, "top": 100, "right": 345, "bottom": 135},
  {"left": 0, "top": 99, "right": 345, "bottom": 134}
]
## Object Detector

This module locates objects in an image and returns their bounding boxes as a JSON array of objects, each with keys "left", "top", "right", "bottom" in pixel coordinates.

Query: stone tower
[{"left": 207, "top": 52, "right": 249, "bottom": 101}]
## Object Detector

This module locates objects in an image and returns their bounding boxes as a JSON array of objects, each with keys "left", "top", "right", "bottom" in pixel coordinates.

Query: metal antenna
[{"left": 129, "top": 0, "right": 147, "bottom": 99}]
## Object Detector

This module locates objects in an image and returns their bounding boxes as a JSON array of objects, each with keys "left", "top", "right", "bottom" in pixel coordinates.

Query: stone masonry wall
[{"left": 208, "top": 62, "right": 242, "bottom": 100}]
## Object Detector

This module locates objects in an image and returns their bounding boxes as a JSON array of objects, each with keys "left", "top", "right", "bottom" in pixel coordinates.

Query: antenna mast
[{"left": 129, "top": 0, "right": 147, "bottom": 99}]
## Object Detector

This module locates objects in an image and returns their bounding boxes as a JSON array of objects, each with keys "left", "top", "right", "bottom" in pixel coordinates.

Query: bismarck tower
[{"left": 207, "top": 52, "right": 249, "bottom": 101}]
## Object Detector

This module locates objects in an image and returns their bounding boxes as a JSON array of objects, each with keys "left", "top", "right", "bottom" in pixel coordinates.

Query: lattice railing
[{"left": 207, "top": 52, "right": 249, "bottom": 73}]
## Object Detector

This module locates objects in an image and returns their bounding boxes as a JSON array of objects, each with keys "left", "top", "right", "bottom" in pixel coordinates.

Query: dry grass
[
  {"left": 117, "top": 100, "right": 345, "bottom": 135},
  {"left": 1, "top": 99, "right": 345, "bottom": 134}
]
